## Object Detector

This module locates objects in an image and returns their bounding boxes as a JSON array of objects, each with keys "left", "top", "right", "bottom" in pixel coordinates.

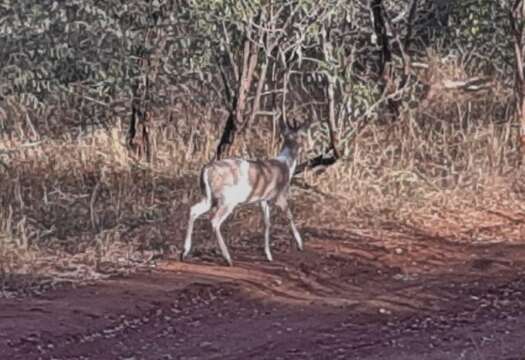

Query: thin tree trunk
[
  {"left": 326, "top": 75, "right": 340, "bottom": 159},
  {"left": 322, "top": 22, "right": 340, "bottom": 159},
  {"left": 126, "top": 28, "right": 152, "bottom": 162},
  {"left": 246, "top": 59, "right": 269, "bottom": 129}
]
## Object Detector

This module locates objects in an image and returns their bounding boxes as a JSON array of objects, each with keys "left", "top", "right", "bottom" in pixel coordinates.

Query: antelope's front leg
[
  {"left": 182, "top": 198, "right": 211, "bottom": 261},
  {"left": 276, "top": 197, "right": 303, "bottom": 251},
  {"left": 286, "top": 207, "right": 303, "bottom": 251},
  {"left": 260, "top": 201, "right": 273, "bottom": 262}
]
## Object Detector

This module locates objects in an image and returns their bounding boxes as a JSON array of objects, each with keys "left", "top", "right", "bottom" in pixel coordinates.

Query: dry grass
[{"left": 1, "top": 60, "right": 525, "bottom": 295}]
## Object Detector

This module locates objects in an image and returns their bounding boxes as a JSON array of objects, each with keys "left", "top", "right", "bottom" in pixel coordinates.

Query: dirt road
[{"left": 1, "top": 227, "right": 525, "bottom": 359}]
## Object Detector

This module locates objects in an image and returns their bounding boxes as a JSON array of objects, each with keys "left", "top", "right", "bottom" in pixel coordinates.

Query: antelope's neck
[{"left": 276, "top": 146, "right": 297, "bottom": 176}]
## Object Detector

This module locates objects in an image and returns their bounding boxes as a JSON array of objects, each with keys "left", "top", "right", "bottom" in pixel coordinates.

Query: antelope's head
[{"left": 279, "top": 118, "right": 308, "bottom": 162}]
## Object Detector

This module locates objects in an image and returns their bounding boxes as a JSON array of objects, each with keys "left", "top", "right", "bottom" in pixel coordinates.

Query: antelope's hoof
[
  {"left": 180, "top": 252, "right": 188, "bottom": 262},
  {"left": 291, "top": 241, "right": 303, "bottom": 251}
]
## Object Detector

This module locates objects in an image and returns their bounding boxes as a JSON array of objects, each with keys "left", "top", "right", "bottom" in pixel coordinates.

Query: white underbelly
[{"left": 220, "top": 160, "right": 252, "bottom": 205}]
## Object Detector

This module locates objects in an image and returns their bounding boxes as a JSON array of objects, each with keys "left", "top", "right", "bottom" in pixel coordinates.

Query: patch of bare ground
[{"left": 1, "top": 215, "right": 525, "bottom": 360}]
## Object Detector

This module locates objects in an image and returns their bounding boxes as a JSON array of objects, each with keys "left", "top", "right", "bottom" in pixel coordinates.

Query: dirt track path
[{"left": 2, "top": 228, "right": 525, "bottom": 359}]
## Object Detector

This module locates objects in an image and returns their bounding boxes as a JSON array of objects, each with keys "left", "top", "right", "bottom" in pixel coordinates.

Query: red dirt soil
[{"left": 1, "top": 226, "right": 525, "bottom": 359}]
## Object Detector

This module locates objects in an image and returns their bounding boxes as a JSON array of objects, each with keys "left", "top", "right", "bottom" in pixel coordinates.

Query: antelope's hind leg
[
  {"left": 286, "top": 207, "right": 303, "bottom": 251},
  {"left": 211, "top": 204, "right": 235, "bottom": 266},
  {"left": 182, "top": 198, "right": 212, "bottom": 261},
  {"left": 260, "top": 201, "right": 273, "bottom": 262},
  {"left": 276, "top": 197, "right": 303, "bottom": 251}
]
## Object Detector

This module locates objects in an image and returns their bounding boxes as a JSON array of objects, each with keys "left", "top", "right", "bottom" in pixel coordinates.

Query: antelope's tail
[{"left": 200, "top": 166, "right": 212, "bottom": 205}]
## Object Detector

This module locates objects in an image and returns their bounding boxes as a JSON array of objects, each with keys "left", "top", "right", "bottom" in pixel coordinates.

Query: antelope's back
[
  {"left": 202, "top": 158, "right": 290, "bottom": 205},
  {"left": 245, "top": 159, "right": 289, "bottom": 203}
]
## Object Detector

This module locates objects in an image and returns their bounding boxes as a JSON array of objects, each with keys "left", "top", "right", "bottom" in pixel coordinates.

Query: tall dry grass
[
  {"left": 296, "top": 52, "right": 525, "bottom": 241},
  {"left": 1, "top": 57, "right": 525, "bottom": 294}
]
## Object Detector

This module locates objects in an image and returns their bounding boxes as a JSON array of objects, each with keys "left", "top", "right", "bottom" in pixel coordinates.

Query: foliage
[{"left": 0, "top": 0, "right": 519, "bottom": 153}]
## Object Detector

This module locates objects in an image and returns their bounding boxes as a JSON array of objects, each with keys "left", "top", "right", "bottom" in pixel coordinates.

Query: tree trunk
[
  {"left": 370, "top": 0, "right": 391, "bottom": 76},
  {"left": 215, "top": 105, "right": 237, "bottom": 160},
  {"left": 370, "top": 0, "right": 399, "bottom": 119},
  {"left": 509, "top": 0, "right": 525, "bottom": 165},
  {"left": 216, "top": 37, "right": 259, "bottom": 159},
  {"left": 127, "top": 77, "right": 151, "bottom": 162}
]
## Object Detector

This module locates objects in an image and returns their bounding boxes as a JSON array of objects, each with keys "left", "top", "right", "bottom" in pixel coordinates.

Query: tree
[{"left": 508, "top": 0, "right": 525, "bottom": 164}]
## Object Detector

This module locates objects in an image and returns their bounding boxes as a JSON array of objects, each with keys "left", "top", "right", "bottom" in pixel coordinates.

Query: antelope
[{"left": 182, "top": 119, "right": 306, "bottom": 266}]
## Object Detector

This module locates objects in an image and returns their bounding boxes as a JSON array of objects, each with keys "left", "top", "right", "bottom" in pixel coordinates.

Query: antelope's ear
[
  {"left": 279, "top": 116, "right": 290, "bottom": 136},
  {"left": 291, "top": 121, "right": 309, "bottom": 136},
  {"left": 297, "top": 122, "right": 309, "bottom": 133}
]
